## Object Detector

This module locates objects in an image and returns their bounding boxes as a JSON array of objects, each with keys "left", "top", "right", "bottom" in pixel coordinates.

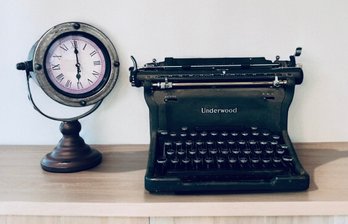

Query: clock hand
[{"left": 74, "top": 43, "right": 81, "bottom": 81}]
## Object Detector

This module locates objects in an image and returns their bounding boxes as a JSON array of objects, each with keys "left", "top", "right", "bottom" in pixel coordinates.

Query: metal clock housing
[{"left": 30, "top": 22, "right": 119, "bottom": 107}]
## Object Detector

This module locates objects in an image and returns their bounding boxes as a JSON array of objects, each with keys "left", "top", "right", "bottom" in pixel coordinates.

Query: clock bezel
[{"left": 31, "top": 22, "right": 119, "bottom": 107}]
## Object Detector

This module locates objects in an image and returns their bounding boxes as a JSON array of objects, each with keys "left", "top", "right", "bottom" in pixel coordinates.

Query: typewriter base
[{"left": 145, "top": 174, "right": 310, "bottom": 194}]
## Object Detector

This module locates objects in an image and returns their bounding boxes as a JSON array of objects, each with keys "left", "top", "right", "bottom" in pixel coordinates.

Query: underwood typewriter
[{"left": 129, "top": 48, "right": 309, "bottom": 193}]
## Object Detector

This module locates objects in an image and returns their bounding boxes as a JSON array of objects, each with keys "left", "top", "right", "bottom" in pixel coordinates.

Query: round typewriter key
[
  {"left": 241, "top": 131, "right": 249, "bottom": 137},
  {"left": 221, "top": 131, "right": 229, "bottom": 137},
  {"left": 171, "top": 157, "right": 179, "bottom": 166},
  {"left": 190, "top": 132, "right": 198, "bottom": 137},
  {"left": 164, "top": 141, "right": 172, "bottom": 150},
  {"left": 251, "top": 126, "right": 258, "bottom": 131},
  {"left": 181, "top": 126, "right": 188, "bottom": 131},
  {"left": 194, "top": 157, "right": 202, "bottom": 163},
  {"left": 280, "top": 144, "right": 289, "bottom": 150},
  {"left": 204, "top": 156, "right": 214, "bottom": 164},
  {"left": 210, "top": 131, "right": 218, "bottom": 137},
  {"left": 196, "top": 141, "right": 203, "bottom": 146},
  {"left": 156, "top": 156, "right": 167, "bottom": 174},
  {"left": 265, "top": 148, "right": 274, "bottom": 154},
  {"left": 260, "top": 141, "right": 268, "bottom": 149},
  {"left": 273, "top": 157, "right": 282, "bottom": 164},
  {"left": 188, "top": 148, "right": 196, "bottom": 156},
  {"left": 217, "top": 141, "right": 225, "bottom": 146},
  {"left": 262, "top": 131, "right": 270, "bottom": 137},
  {"left": 227, "top": 140, "right": 235, "bottom": 146},
  {"left": 253, "top": 147, "right": 262, "bottom": 155},
  {"left": 262, "top": 156, "right": 271, "bottom": 164},
  {"left": 228, "top": 156, "right": 237, "bottom": 166},
  {"left": 185, "top": 140, "right": 193, "bottom": 148},
  {"left": 238, "top": 140, "right": 246, "bottom": 145},
  {"left": 170, "top": 132, "right": 177, "bottom": 137},
  {"left": 217, "top": 156, "right": 226, "bottom": 168},
  {"left": 270, "top": 141, "right": 278, "bottom": 150},
  {"left": 276, "top": 147, "right": 285, "bottom": 155},
  {"left": 231, "top": 131, "right": 239, "bottom": 137},
  {"left": 272, "top": 135, "right": 280, "bottom": 140},
  {"left": 209, "top": 147, "right": 218, "bottom": 155},
  {"left": 221, "top": 148, "right": 229, "bottom": 155},
  {"left": 175, "top": 141, "right": 183, "bottom": 150},
  {"left": 177, "top": 148, "right": 185, "bottom": 156},
  {"left": 232, "top": 147, "right": 241, "bottom": 155},
  {"left": 282, "top": 155, "right": 293, "bottom": 162},
  {"left": 206, "top": 141, "right": 214, "bottom": 146},
  {"left": 242, "top": 148, "right": 251, "bottom": 155},
  {"left": 159, "top": 130, "right": 168, "bottom": 136},
  {"left": 198, "top": 147, "right": 207, "bottom": 155},
  {"left": 166, "top": 148, "right": 175, "bottom": 156},
  {"left": 218, "top": 142, "right": 227, "bottom": 153},
  {"left": 180, "top": 132, "right": 187, "bottom": 138},
  {"left": 249, "top": 140, "right": 257, "bottom": 146},
  {"left": 239, "top": 156, "right": 248, "bottom": 164},
  {"left": 251, "top": 156, "right": 260, "bottom": 165},
  {"left": 193, "top": 157, "right": 202, "bottom": 168},
  {"left": 156, "top": 157, "right": 167, "bottom": 164},
  {"left": 182, "top": 157, "right": 190, "bottom": 164},
  {"left": 200, "top": 131, "right": 208, "bottom": 137},
  {"left": 252, "top": 132, "right": 260, "bottom": 137}
]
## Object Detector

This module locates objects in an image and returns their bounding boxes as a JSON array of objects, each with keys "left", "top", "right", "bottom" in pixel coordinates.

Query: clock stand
[
  {"left": 17, "top": 62, "right": 105, "bottom": 172},
  {"left": 16, "top": 22, "right": 119, "bottom": 173},
  {"left": 41, "top": 120, "right": 102, "bottom": 173}
]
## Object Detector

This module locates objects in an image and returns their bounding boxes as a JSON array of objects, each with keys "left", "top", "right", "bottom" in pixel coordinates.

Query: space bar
[{"left": 166, "top": 168, "right": 288, "bottom": 179}]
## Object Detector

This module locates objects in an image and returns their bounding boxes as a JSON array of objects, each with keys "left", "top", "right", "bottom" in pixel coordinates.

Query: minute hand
[{"left": 74, "top": 45, "right": 81, "bottom": 81}]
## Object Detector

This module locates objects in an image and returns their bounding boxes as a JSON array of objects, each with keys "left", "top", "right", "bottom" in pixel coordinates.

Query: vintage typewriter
[{"left": 129, "top": 48, "right": 309, "bottom": 193}]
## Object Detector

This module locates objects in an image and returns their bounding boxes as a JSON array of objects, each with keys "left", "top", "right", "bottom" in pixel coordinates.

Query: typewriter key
[
  {"left": 170, "top": 157, "right": 180, "bottom": 168},
  {"left": 216, "top": 156, "right": 226, "bottom": 168},
  {"left": 261, "top": 156, "right": 271, "bottom": 165},
  {"left": 251, "top": 126, "right": 258, "bottom": 131},
  {"left": 276, "top": 147, "right": 285, "bottom": 155},
  {"left": 251, "top": 156, "right": 261, "bottom": 166},
  {"left": 228, "top": 156, "right": 238, "bottom": 166},
  {"left": 221, "top": 131, "right": 229, "bottom": 137}
]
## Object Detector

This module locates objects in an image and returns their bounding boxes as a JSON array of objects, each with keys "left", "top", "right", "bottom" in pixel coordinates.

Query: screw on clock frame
[
  {"left": 80, "top": 100, "right": 87, "bottom": 106},
  {"left": 35, "top": 63, "right": 42, "bottom": 70},
  {"left": 113, "top": 61, "right": 120, "bottom": 67},
  {"left": 73, "top": 22, "right": 80, "bottom": 30}
]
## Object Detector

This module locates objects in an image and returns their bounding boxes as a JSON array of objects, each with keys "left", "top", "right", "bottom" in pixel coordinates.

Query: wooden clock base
[{"left": 41, "top": 120, "right": 102, "bottom": 173}]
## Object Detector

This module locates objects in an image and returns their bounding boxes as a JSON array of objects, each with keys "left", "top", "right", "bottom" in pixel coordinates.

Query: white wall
[{"left": 2, "top": 0, "right": 348, "bottom": 145}]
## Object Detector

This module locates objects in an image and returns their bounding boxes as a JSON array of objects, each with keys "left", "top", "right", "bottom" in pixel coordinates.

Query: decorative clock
[{"left": 16, "top": 22, "right": 119, "bottom": 172}]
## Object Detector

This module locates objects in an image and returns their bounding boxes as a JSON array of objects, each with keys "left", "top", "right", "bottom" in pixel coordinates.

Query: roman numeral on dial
[
  {"left": 90, "top": 50, "right": 97, "bottom": 57},
  {"left": 71, "top": 40, "right": 77, "bottom": 48},
  {"left": 65, "top": 80, "right": 72, "bottom": 88},
  {"left": 52, "top": 64, "right": 60, "bottom": 70},
  {"left": 56, "top": 73, "right": 64, "bottom": 82},
  {"left": 77, "top": 81, "right": 83, "bottom": 89},
  {"left": 60, "top": 44, "right": 68, "bottom": 51},
  {"left": 92, "top": 70, "right": 100, "bottom": 77}
]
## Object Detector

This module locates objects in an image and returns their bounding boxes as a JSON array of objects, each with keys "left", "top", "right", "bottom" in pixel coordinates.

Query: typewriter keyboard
[{"left": 154, "top": 127, "right": 296, "bottom": 181}]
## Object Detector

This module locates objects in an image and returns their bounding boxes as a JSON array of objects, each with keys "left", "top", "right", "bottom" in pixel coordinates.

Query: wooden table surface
[{"left": 0, "top": 143, "right": 348, "bottom": 217}]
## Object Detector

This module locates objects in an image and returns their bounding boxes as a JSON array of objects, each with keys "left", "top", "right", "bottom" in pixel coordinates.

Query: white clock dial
[{"left": 45, "top": 35, "right": 107, "bottom": 96}]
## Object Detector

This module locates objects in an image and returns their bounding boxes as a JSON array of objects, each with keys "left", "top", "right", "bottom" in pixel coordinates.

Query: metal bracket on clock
[{"left": 21, "top": 63, "right": 102, "bottom": 122}]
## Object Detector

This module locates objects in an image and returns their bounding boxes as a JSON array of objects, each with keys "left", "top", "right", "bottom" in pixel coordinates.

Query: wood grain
[{"left": 0, "top": 143, "right": 347, "bottom": 217}]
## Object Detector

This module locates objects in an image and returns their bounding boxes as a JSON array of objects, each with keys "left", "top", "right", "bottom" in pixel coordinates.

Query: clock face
[{"left": 45, "top": 34, "right": 109, "bottom": 97}]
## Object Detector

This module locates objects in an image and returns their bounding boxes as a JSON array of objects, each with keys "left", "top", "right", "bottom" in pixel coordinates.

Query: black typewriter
[{"left": 129, "top": 48, "right": 309, "bottom": 193}]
